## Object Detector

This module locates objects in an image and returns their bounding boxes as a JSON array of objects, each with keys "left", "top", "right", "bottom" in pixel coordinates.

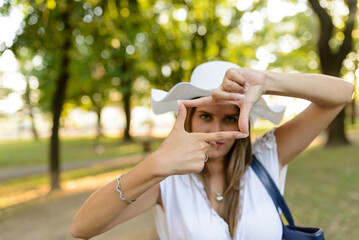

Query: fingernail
[
  {"left": 245, "top": 82, "right": 249, "bottom": 87},
  {"left": 237, "top": 133, "right": 248, "bottom": 138},
  {"left": 177, "top": 100, "right": 181, "bottom": 106},
  {"left": 243, "top": 86, "right": 248, "bottom": 92},
  {"left": 235, "top": 94, "right": 245, "bottom": 100}
]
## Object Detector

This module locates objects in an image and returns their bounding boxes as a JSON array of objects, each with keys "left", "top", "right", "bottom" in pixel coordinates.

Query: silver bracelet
[{"left": 116, "top": 174, "right": 136, "bottom": 203}]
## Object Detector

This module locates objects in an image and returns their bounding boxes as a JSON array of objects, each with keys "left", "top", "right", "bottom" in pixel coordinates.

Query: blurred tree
[
  {"left": 66, "top": 0, "right": 146, "bottom": 142},
  {"left": 67, "top": 2, "right": 113, "bottom": 147},
  {"left": 1, "top": 0, "right": 357, "bottom": 193},
  {"left": 23, "top": 76, "right": 39, "bottom": 140},
  {"left": 6, "top": 0, "right": 82, "bottom": 190},
  {"left": 48, "top": 2, "right": 73, "bottom": 190},
  {"left": 308, "top": 0, "right": 357, "bottom": 146},
  {"left": 143, "top": 0, "right": 317, "bottom": 90},
  {"left": 68, "top": 0, "right": 154, "bottom": 142},
  {"left": 15, "top": 50, "right": 44, "bottom": 141},
  {"left": 0, "top": 87, "right": 12, "bottom": 99},
  {"left": 144, "top": 0, "right": 245, "bottom": 91},
  {"left": 97, "top": 0, "right": 153, "bottom": 141}
]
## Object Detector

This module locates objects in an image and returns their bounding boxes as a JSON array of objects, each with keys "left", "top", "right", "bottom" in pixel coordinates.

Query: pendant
[{"left": 216, "top": 194, "right": 223, "bottom": 202}]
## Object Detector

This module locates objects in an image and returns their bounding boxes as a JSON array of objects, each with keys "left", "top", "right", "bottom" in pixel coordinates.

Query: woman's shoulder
[
  {"left": 251, "top": 128, "right": 280, "bottom": 179},
  {"left": 252, "top": 128, "right": 277, "bottom": 154},
  {"left": 250, "top": 128, "right": 288, "bottom": 192}
]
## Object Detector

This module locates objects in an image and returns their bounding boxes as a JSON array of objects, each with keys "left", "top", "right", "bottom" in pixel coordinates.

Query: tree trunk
[
  {"left": 94, "top": 107, "right": 102, "bottom": 148},
  {"left": 326, "top": 110, "right": 350, "bottom": 146},
  {"left": 351, "top": 99, "right": 356, "bottom": 125},
  {"left": 323, "top": 67, "right": 350, "bottom": 146},
  {"left": 24, "top": 78, "right": 39, "bottom": 141},
  {"left": 121, "top": 55, "right": 132, "bottom": 141},
  {"left": 29, "top": 107, "right": 38, "bottom": 141},
  {"left": 308, "top": 0, "right": 357, "bottom": 147},
  {"left": 49, "top": 6, "right": 71, "bottom": 191},
  {"left": 123, "top": 92, "right": 132, "bottom": 141}
]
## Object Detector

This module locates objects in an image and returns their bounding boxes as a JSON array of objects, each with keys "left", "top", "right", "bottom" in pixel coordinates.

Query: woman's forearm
[
  {"left": 71, "top": 153, "right": 165, "bottom": 239},
  {"left": 263, "top": 71, "right": 354, "bottom": 106}
]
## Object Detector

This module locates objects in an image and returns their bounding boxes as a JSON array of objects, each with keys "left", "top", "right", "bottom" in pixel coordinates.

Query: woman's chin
[{"left": 208, "top": 151, "right": 226, "bottom": 161}]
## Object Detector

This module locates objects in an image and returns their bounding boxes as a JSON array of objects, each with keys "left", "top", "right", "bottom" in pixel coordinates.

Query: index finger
[
  {"left": 238, "top": 101, "right": 253, "bottom": 134},
  {"left": 197, "top": 131, "right": 249, "bottom": 142},
  {"left": 181, "top": 97, "right": 214, "bottom": 107}
]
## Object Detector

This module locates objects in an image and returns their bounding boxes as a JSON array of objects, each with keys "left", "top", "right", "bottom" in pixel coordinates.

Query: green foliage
[
  {"left": 2, "top": 0, "right": 325, "bottom": 116},
  {"left": 1, "top": 0, "right": 357, "bottom": 150},
  {"left": 7, "top": 1, "right": 79, "bottom": 111},
  {"left": 0, "top": 87, "right": 12, "bottom": 99},
  {"left": 3, "top": 0, "right": 357, "bottom": 116},
  {"left": 0, "top": 136, "right": 163, "bottom": 167}
]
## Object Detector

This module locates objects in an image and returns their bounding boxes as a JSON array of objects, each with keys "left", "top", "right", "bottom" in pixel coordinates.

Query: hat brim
[
  {"left": 151, "top": 83, "right": 285, "bottom": 125},
  {"left": 151, "top": 61, "right": 285, "bottom": 125},
  {"left": 151, "top": 82, "right": 212, "bottom": 114}
]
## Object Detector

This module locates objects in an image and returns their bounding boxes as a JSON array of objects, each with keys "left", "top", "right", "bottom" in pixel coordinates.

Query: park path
[
  {"left": 0, "top": 153, "right": 159, "bottom": 239},
  {"left": 0, "top": 153, "right": 145, "bottom": 181},
  {"left": 0, "top": 189, "right": 159, "bottom": 240}
]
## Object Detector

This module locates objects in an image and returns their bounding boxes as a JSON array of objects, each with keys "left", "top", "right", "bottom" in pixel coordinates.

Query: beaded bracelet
[{"left": 116, "top": 174, "right": 137, "bottom": 203}]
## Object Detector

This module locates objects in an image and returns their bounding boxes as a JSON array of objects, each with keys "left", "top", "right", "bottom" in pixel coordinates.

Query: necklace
[
  {"left": 215, "top": 192, "right": 224, "bottom": 202},
  {"left": 212, "top": 185, "right": 224, "bottom": 202}
]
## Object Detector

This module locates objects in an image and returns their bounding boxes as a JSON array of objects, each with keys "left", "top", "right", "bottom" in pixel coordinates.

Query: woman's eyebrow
[
  {"left": 224, "top": 114, "right": 239, "bottom": 117},
  {"left": 196, "top": 111, "right": 238, "bottom": 117},
  {"left": 196, "top": 110, "right": 212, "bottom": 115}
]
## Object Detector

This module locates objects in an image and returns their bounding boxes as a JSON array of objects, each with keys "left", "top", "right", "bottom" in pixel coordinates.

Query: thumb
[
  {"left": 174, "top": 101, "right": 187, "bottom": 131},
  {"left": 238, "top": 101, "right": 252, "bottom": 134}
]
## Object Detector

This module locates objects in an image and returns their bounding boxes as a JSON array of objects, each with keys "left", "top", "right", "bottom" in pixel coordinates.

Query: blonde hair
[{"left": 184, "top": 106, "right": 252, "bottom": 238}]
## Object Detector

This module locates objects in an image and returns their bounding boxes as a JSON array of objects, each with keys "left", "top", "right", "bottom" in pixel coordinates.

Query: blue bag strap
[{"left": 251, "top": 155, "right": 295, "bottom": 226}]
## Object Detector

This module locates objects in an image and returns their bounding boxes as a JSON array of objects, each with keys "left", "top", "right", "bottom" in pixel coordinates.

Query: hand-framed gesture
[
  {"left": 156, "top": 101, "right": 248, "bottom": 176},
  {"left": 182, "top": 68, "right": 266, "bottom": 134}
]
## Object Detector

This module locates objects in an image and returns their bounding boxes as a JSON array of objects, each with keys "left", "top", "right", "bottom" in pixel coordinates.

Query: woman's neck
[
  {"left": 204, "top": 157, "right": 226, "bottom": 213},
  {"left": 205, "top": 156, "right": 225, "bottom": 177}
]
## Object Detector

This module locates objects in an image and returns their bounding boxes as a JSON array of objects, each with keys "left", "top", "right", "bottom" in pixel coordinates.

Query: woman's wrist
[
  {"left": 262, "top": 70, "right": 280, "bottom": 95},
  {"left": 142, "top": 150, "right": 170, "bottom": 178},
  {"left": 118, "top": 153, "right": 167, "bottom": 201}
]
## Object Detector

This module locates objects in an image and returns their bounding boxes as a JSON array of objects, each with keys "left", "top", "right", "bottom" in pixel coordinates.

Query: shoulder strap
[{"left": 251, "top": 155, "right": 295, "bottom": 226}]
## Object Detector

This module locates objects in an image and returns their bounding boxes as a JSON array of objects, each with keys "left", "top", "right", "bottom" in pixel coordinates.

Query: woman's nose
[{"left": 210, "top": 121, "right": 222, "bottom": 132}]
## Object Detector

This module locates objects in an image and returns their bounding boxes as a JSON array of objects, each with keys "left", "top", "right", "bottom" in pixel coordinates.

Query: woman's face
[{"left": 191, "top": 103, "right": 240, "bottom": 160}]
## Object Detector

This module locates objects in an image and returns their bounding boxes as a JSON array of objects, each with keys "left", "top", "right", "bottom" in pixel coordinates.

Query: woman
[{"left": 71, "top": 61, "right": 353, "bottom": 239}]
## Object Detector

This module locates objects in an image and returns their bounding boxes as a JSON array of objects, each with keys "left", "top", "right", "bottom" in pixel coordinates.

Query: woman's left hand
[{"left": 182, "top": 68, "right": 266, "bottom": 134}]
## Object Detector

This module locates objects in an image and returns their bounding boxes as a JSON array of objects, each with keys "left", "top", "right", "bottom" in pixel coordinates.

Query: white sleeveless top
[{"left": 153, "top": 129, "right": 287, "bottom": 240}]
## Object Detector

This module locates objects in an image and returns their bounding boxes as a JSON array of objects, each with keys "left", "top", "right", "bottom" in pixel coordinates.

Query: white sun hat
[{"left": 151, "top": 61, "right": 286, "bottom": 125}]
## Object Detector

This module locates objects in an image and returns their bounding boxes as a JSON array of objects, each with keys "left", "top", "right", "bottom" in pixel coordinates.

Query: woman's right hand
[
  {"left": 182, "top": 68, "right": 266, "bottom": 134},
  {"left": 153, "top": 101, "right": 248, "bottom": 176}
]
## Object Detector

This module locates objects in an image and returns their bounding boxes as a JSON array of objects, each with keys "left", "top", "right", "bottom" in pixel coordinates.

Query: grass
[
  {"left": 0, "top": 136, "right": 163, "bottom": 168},
  {"left": 285, "top": 141, "right": 359, "bottom": 239},
  {"left": 0, "top": 128, "right": 268, "bottom": 168},
  {"left": 2, "top": 140, "right": 358, "bottom": 239},
  {"left": 1, "top": 121, "right": 356, "bottom": 168},
  {"left": 1, "top": 125, "right": 359, "bottom": 239}
]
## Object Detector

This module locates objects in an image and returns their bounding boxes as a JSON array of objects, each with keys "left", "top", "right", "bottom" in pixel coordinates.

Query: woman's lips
[{"left": 216, "top": 142, "right": 224, "bottom": 148}]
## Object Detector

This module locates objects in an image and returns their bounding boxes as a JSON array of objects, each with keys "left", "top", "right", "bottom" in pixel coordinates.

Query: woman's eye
[
  {"left": 200, "top": 114, "right": 211, "bottom": 120},
  {"left": 225, "top": 116, "right": 237, "bottom": 123}
]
